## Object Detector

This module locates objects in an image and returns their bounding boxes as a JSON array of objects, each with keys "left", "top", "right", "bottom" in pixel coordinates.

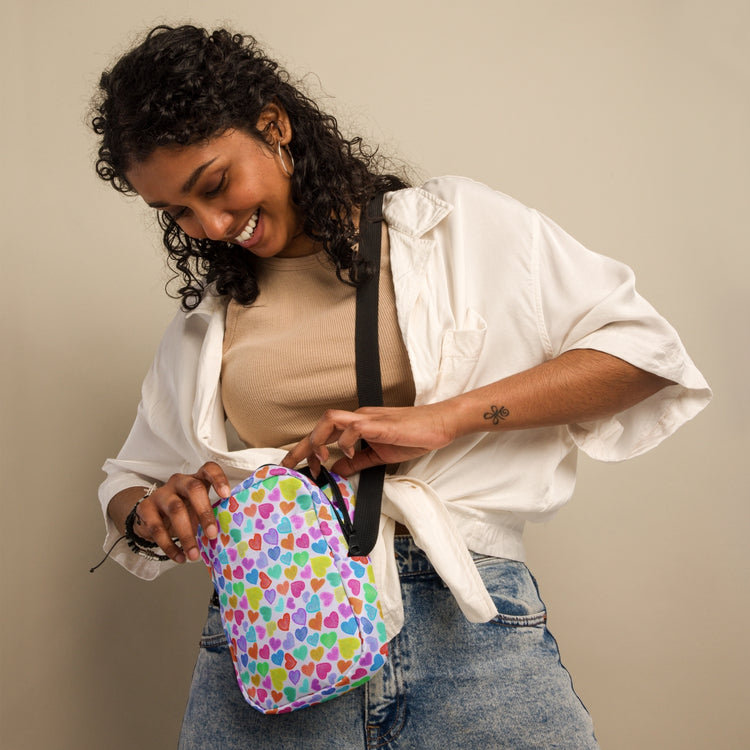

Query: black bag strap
[{"left": 348, "top": 192, "right": 386, "bottom": 557}]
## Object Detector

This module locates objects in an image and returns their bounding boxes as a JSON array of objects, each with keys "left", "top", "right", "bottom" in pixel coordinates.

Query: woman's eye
[
  {"left": 165, "top": 207, "right": 188, "bottom": 221},
  {"left": 205, "top": 174, "right": 226, "bottom": 198}
]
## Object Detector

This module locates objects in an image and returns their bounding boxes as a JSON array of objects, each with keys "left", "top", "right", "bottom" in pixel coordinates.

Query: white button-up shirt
[{"left": 98, "top": 177, "right": 711, "bottom": 637}]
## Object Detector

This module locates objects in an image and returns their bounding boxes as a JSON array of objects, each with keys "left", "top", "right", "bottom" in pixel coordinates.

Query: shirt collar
[{"left": 383, "top": 185, "right": 452, "bottom": 238}]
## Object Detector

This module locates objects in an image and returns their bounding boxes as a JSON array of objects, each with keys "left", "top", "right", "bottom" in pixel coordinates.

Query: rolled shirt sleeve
[{"left": 533, "top": 209, "right": 712, "bottom": 460}]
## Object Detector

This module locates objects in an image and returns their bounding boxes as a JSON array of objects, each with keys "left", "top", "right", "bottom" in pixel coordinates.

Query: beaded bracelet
[{"left": 89, "top": 483, "right": 171, "bottom": 572}]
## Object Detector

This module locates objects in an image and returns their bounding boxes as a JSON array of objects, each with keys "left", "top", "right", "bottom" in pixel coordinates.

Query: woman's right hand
[{"left": 108, "top": 461, "right": 231, "bottom": 563}]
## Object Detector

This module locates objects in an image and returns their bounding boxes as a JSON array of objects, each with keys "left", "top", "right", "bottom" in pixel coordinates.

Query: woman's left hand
[{"left": 281, "top": 404, "right": 457, "bottom": 477}]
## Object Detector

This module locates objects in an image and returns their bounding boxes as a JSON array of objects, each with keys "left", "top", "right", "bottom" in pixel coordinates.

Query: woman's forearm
[{"left": 445, "top": 348, "right": 674, "bottom": 438}]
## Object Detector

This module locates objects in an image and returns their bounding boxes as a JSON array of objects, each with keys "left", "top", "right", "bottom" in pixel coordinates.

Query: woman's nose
[{"left": 197, "top": 207, "right": 234, "bottom": 241}]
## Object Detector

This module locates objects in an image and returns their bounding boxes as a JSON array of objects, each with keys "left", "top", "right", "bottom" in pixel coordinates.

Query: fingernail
[
  {"left": 176, "top": 552, "right": 187, "bottom": 564},
  {"left": 187, "top": 548, "right": 200, "bottom": 562}
]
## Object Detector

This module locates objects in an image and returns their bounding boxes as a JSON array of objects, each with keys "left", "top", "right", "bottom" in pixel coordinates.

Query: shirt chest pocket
[{"left": 431, "top": 308, "right": 487, "bottom": 401}]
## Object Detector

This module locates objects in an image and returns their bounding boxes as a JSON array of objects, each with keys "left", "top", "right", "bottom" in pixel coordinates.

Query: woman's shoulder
[
  {"left": 149, "top": 291, "right": 227, "bottom": 365},
  {"left": 392, "top": 176, "right": 534, "bottom": 221},
  {"left": 385, "top": 176, "right": 534, "bottom": 238}
]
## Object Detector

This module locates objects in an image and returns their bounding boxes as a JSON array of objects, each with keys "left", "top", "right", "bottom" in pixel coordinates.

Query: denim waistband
[{"left": 394, "top": 535, "right": 501, "bottom": 580}]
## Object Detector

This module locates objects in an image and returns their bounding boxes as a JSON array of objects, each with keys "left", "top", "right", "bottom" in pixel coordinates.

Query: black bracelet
[
  {"left": 124, "top": 484, "right": 178, "bottom": 562},
  {"left": 89, "top": 484, "right": 169, "bottom": 572}
]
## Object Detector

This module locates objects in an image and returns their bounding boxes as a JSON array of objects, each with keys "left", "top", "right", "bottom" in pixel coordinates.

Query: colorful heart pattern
[{"left": 197, "top": 465, "right": 388, "bottom": 714}]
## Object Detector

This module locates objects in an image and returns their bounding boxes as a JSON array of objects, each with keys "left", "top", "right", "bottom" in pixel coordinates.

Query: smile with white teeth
[{"left": 234, "top": 210, "right": 259, "bottom": 243}]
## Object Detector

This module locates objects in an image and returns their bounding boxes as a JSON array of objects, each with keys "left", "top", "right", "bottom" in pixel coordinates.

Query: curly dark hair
[{"left": 91, "top": 25, "right": 409, "bottom": 309}]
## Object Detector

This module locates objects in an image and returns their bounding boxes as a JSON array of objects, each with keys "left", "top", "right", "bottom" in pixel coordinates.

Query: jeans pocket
[
  {"left": 199, "top": 604, "right": 229, "bottom": 651},
  {"left": 473, "top": 556, "right": 548, "bottom": 628}
]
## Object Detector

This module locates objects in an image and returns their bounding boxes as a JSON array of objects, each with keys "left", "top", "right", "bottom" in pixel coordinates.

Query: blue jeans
[{"left": 179, "top": 537, "right": 598, "bottom": 749}]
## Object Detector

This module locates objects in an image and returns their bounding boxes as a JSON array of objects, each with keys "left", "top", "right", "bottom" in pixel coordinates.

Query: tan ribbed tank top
[{"left": 221, "top": 228, "right": 416, "bottom": 452}]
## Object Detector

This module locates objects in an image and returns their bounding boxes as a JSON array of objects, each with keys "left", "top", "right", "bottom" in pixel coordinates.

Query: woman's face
[{"left": 126, "top": 108, "right": 315, "bottom": 259}]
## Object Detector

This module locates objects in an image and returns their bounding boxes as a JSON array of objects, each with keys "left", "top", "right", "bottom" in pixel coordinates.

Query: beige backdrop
[{"left": 2, "top": 1, "right": 748, "bottom": 748}]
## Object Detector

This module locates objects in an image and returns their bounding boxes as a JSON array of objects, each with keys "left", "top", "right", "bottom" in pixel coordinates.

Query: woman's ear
[{"left": 255, "top": 101, "right": 292, "bottom": 146}]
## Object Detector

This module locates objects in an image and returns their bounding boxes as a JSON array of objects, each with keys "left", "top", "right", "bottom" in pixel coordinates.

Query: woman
[{"left": 92, "top": 25, "right": 710, "bottom": 749}]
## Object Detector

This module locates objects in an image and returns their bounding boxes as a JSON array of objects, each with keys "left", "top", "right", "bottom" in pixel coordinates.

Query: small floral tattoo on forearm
[{"left": 483, "top": 405, "right": 510, "bottom": 424}]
